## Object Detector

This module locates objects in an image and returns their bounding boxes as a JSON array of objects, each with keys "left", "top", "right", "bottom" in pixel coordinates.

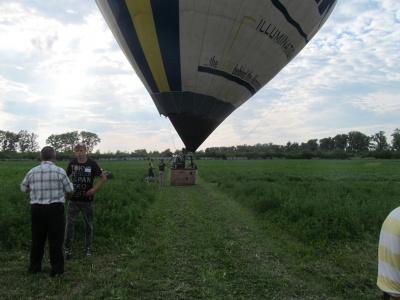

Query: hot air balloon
[{"left": 96, "top": 0, "right": 337, "bottom": 153}]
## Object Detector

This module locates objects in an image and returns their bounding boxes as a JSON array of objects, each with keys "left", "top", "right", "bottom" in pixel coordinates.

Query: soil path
[{"left": 128, "top": 179, "right": 336, "bottom": 299}]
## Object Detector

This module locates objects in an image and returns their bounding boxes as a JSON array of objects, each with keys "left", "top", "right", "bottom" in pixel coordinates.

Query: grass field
[{"left": 0, "top": 159, "right": 399, "bottom": 299}]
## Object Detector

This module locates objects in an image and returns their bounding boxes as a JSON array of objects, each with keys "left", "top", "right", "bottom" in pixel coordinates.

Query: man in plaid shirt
[{"left": 20, "top": 146, "right": 74, "bottom": 277}]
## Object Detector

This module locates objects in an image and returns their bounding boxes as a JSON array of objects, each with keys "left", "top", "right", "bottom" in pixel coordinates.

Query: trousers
[
  {"left": 159, "top": 171, "right": 165, "bottom": 186},
  {"left": 64, "top": 201, "right": 94, "bottom": 251},
  {"left": 30, "top": 203, "right": 64, "bottom": 275}
]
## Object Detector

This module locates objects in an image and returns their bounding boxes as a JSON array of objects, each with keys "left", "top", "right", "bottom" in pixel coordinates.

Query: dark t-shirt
[
  {"left": 159, "top": 162, "right": 166, "bottom": 172},
  {"left": 148, "top": 163, "right": 155, "bottom": 177},
  {"left": 66, "top": 158, "right": 102, "bottom": 202}
]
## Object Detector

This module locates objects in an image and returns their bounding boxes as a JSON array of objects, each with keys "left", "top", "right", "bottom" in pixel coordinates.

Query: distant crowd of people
[
  {"left": 145, "top": 148, "right": 196, "bottom": 185},
  {"left": 145, "top": 158, "right": 167, "bottom": 186}
]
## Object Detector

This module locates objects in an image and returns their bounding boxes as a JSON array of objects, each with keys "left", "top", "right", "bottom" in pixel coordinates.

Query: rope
[
  {"left": 161, "top": 115, "right": 178, "bottom": 152},
  {"left": 235, "top": 53, "right": 306, "bottom": 146}
]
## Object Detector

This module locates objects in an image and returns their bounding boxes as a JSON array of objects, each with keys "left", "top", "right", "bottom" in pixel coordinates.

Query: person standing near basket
[
  {"left": 64, "top": 144, "right": 107, "bottom": 261},
  {"left": 158, "top": 159, "right": 167, "bottom": 186},
  {"left": 20, "top": 146, "right": 74, "bottom": 276},
  {"left": 147, "top": 159, "right": 156, "bottom": 183}
]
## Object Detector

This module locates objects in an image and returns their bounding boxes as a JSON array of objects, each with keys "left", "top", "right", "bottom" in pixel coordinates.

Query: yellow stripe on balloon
[{"left": 125, "top": 0, "right": 170, "bottom": 92}]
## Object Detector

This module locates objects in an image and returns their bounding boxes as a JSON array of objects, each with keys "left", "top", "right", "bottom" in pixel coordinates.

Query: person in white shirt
[{"left": 20, "top": 146, "right": 74, "bottom": 277}]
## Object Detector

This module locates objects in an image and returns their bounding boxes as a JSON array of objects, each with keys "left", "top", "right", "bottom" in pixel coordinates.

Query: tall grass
[
  {"left": 0, "top": 159, "right": 395, "bottom": 299},
  {"left": 1, "top": 159, "right": 398, "bottom": 250},
  {"left": 198, "top": 159, "right": 400, "bottom": 245},
  {"left": 0, "top": 160, "right": 158, "bottom": 251},
  {"left": 0, "top": 162, "right": 33, "bottom": 249}
]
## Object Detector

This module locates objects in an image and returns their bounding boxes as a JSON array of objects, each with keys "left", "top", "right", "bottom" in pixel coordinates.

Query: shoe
[
  {"left": 28, "top": 267, "right": 41, "bottom": 274},
  {"left": 50, "top": 270, "right": 64, "bottom": 277},
  {"left": 64, "top": 251, "right": 72, "bottom": 261},
  {"left": 83, "top": 248, "right": 91, "bottom": 256}
]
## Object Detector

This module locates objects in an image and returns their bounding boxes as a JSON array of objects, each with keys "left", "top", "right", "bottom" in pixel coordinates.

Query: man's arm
[
  {"left": 61, "top": 169, "right": 74, "bottom": 199},
  {"left": 85, "top": 172, "right": 107, "bottom": 197},
  {"left": 94, "top": 173, "right": 107, "bottom": 192},
  {"left": 20, "top": 173, "right": 31, "bottom": 193},
  {"left": 65, "top": 191, "right": 74, "bottom": 199},
  {"left": 20, "top": 182, "right": 31, "bottom": 193}
]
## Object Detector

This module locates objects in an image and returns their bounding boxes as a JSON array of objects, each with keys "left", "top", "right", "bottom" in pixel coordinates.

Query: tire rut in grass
[{"left": 128, "top": 179, "right": 331, "bottom": 299}]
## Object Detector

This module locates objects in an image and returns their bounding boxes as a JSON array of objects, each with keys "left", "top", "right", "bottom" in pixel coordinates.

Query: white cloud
[{"left": 0, "top": 1, "right": 399, "bottom": 153}]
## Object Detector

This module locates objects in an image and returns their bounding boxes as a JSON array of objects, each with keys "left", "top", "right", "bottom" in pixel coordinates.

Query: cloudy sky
[{"left": 0, "top": 1, "right": 399, "bottom": 153}]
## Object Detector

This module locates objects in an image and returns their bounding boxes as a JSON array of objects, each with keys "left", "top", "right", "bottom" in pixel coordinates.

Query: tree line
[
  {"left": 0, "top": 128, "right": 399, "bottom": 160},
  {"left": 199, "top": 129, "right": 400, "bottom": 159},
  {"left": 0, "top": 130, "right": 100, "bottom": 158}
]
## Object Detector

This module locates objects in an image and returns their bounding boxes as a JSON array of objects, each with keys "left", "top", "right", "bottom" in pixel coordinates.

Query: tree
[
  {"left": 151, "top": 150, "right": 160, "bottom": 156},
  {"left": 333, "top": 134, "right": 348, "bottom": 150},
  {"left": 133, "top": 149, "right": 148, "bottom": 157},
  {"left": 371, "top": 131, "right": 388, "bottom": 151},
  {"left": 26, "top": 132, "right": 39, "bottom": 153},
  {"left": 0, "top": 130, "right": 19, "bottom": 152},
  {"left": 392, "top": 128, "right": 400, "bottom": 151},
  {"left": 347, "top": 131, "right": 370, "bottom": 152},
  {"left": 301, "top": 139, "right": 319, "bottom": 152},
  {"left": 18, "top": 130, "right": 30, "bottom": 153},
  {"left": 235, "top": 144, "right": 252, "bottom": 153},
  {"left": 46, "top": 131, "right": 78, "bottom": 152},
  {"left": 285, "top": 141, "right": 300, "bottom": 153},
  {"left": 319, "top": 137, "right": 335, "bottom": 151},
  {"left": 18, "top": 130, "right": 39, "bottom": 152},
  {"left": 160, "top": 148, "right": 173, "bottom": 157},
  {"left": 80, "top": 131, "right": 101, "bottom": 153},
  {"left": 0, "top": 131, "right": 5, "bottom": 151},
  {"left": 46, "top": 134, "right": 64, "bottom": 152},
  {"left": 60, "top": 131, "right": 80, "bottom": 152},
  {"left": 46, "top": 131, "right": 100, "bottom": 153}
]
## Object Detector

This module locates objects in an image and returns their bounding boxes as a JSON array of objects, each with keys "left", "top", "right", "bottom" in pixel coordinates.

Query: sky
[{"left": 0, "top": 1, "right": 399, "bottom": 153}]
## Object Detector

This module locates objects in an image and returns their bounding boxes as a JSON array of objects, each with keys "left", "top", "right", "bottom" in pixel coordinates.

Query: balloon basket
[{"left": 170, "top": 169, "right": 198, "bottom": 186}]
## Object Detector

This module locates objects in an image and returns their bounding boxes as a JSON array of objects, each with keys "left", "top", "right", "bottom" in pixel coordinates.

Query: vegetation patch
[{"left": 1, "top": 159, "right": 396, "bottom": 299}]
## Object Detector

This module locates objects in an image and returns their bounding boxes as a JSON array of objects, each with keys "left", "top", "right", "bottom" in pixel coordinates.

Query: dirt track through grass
[
  {"left": 1, "top": 167, "right": 380, "bottom": 300},
  {"left": 125, "top": 179, "right": 348, "bottom": 299}
]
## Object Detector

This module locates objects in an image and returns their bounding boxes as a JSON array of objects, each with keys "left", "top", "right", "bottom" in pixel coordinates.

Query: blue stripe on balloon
[
  {"left": 318, "top": 0, "right": 338, "bottom": 16},
  {"left": 271, "top": 0, "right": 309, "bottom": 43},
  {"left": 151, "top": 0, "right": 182, "bottom": 91},
  {"left": 107, "top": 0, "right": 159, "bottom": 93},
  {"left": 198, "top": 66, "right": 256, "bottom": 95}
]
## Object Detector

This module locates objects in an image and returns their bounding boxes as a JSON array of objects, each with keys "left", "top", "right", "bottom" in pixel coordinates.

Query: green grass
[
  {"left": 1, "top": 159, "right": 398, "bottom": 299},
  {"left": 200, "top": 159, "right": 399, "bottom": 243}
]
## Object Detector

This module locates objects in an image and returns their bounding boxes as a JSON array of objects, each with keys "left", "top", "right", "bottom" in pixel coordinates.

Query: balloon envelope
[{"left": 96, "top": 0, "right": 337, "bottom": 152}]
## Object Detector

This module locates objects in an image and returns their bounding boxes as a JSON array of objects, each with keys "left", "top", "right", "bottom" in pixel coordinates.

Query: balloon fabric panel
[{"left": 96, "top": 0, "right": 338, "bottom": 152}]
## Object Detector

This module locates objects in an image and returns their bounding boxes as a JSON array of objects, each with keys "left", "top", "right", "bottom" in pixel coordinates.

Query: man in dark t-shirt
[
  {"left": 158, "top": 159, "right": 167, "bottom": 186},
  {"left": 64, "top": 144, "right": 107, "bottom": 261}
]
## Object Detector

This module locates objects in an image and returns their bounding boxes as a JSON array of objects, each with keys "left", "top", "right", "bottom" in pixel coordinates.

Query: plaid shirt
[{"left": 20, "top": 161, "right": 74, "bottom": 204}]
